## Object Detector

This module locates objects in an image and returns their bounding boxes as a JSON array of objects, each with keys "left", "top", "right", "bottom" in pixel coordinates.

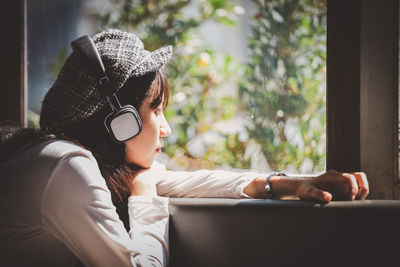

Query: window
[
  {"left": 98, "top": 0, "right": 327, "bottom": 174},
  {"left": 19, "top": 0, "right": 400, "bottom": 198},
  {"left": 27, "top": 0, "right": 101, "bottom": 126},
  {"left": 25, "top": 0, "right": 327, "bottom": 175}
]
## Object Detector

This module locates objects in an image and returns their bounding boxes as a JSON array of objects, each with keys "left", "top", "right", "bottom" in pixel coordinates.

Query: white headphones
[{"left": 71, "top": 35, "right": 142, "bottom": 143}]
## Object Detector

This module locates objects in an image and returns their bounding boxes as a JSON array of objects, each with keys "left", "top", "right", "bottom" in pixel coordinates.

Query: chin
[
  {"left": 127, "top": 158, "right": 153, "bottom": 169},
  {"left": 140, "top": 159, "right": 154, "bottom": 169}
]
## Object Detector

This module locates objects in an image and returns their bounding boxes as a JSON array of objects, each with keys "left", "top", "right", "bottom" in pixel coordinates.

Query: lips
[{"left": 155, "top": 141, "right": 164, "bottom": 153}]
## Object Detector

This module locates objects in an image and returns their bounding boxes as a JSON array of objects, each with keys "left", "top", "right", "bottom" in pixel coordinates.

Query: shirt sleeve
[
  {"left": 41, "top": 152, "right": 169, "bottom": 267},
  {"left": 154, "top": 162, "right": 264, "bottom": 198}
]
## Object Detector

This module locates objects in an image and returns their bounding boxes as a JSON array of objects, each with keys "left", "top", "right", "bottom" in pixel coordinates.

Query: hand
[
  {"left": 296, "top": 170, "right": 369, "bottom": 202},
  {"left": 130, "top": 162, "right": 165, "bottom": 196}
]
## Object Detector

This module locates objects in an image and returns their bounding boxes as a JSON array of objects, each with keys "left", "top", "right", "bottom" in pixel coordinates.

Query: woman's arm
[
  {"left": 153, "top": 162, "right": 369, "bottom": 201},
  {"left": 42, "top": 152, "right": 169, "bottom": 267},
  {"left": 156, "top": 165, "right": 259, "bottom": 198},
  {"left": 243, "top": 170, "right": 369, "bottom": 201}
]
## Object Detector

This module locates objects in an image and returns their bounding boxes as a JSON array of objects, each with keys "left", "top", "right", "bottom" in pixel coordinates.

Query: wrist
[
  {"left": 243, "top": 174, "right": 310, "bottom": 199},
  {"left": 243, "top": 177, "right": 268, "bottom": 198},
  {"left": 265, "top": 172, "right": 288, "bottom": 199}
]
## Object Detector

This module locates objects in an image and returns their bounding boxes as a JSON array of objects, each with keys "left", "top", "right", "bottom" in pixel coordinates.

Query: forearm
[{"left": 157, "top": 169, "right": 257, "bottom": 198}]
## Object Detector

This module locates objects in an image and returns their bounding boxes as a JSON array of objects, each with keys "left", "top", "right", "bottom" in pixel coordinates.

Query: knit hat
[{"left": 40, "top": 29, "right": 173, "bottom": 132}]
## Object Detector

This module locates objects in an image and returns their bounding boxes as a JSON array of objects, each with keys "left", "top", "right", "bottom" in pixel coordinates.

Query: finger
[
  {"left": 321, "top": 191, "right": 333, "bottom": 202},
  {"left": 342, "top": 173, "right": 359, "bottom": 200},
  {"left": 351, "top": 172, "right": 369, "bottom": 200}
]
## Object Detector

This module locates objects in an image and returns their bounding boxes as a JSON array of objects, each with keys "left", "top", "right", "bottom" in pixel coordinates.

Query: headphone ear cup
[{"left": 104, "top": 105, "right": 142, "bottom": 143}]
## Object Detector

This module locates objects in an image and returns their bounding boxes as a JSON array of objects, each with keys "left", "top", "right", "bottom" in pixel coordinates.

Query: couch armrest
[{"left": 169, "top": 199, "right": 400, "bottom": 267}]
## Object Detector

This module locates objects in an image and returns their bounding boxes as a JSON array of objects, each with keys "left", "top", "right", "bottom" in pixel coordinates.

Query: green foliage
[
  {"left": 28, "top": 110, "right": 40, "bottom": 128},
  {"left": 99, "top": 0, "right": 248, "bottom": 170},
  {"left": 98, "top": 0, "right": 327, "bottom": 172},
  {"left": 96, "top": 0, "right": 237, "bottom": 48},
  {"left": 240, "top": 0, "right": 326, "bottom": 172},
  {"left": 50, "top": 46, "right": 68, "bottom": 80}
]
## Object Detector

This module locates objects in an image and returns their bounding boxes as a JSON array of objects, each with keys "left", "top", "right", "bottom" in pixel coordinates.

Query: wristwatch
[{"left": 265, "top": 172, "right": 288, "bottom": 199}]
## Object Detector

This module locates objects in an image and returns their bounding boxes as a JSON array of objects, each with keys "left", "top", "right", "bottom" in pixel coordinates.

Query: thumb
[{"left": 307, "top": 187, "right": 332, "bottom": 202}]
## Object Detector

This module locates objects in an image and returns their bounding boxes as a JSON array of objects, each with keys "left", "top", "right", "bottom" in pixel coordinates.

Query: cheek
[
  {"left": 138, "top": 118, "right": 158, "bottom": 145},
  {"left": 125, "top": 138, "right": 150, "bottom": 166},
  {"left": 124, "top": 117, "right": 159, "bottom": 165},
  {"left": 124, "top": 138, "right": 138, "bottom": 162},
  {"left": 141, "top": 114, "right": 160, "bottom": 139}
]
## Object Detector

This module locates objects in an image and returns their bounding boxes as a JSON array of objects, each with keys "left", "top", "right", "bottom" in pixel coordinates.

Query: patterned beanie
[{"left": 40, "top": 29, "right": 173, "bottom": 132}]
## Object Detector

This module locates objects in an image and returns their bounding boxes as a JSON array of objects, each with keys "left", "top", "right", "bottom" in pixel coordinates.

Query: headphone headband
[
  {"left": 71, "top": 35, "right": 115, "bottom": 97},
  {"left": 71, "top": 35, "right": 143, "bottom": 143}
]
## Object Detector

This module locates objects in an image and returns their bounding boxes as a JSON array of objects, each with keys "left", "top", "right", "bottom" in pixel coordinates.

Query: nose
[{"left": 160, "top": 113, "right": 171, "bottom": 137}]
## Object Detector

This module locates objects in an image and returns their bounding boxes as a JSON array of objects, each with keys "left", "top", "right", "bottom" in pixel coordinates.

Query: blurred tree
[
  {"left": 97, "top": 0, "right": 327, "bottom": 172},
  {"left": 96, "top": 0, "right": 237, "bottom": 48},
  {"left": 239, "top": 0, "right": 326, "bottom": 172},
  {"left": 98, "top": 0, "right": 251, "bottom": 170}
]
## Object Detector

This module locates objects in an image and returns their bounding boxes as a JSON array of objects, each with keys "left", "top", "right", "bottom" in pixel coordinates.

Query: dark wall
[{"left": 0, "top": 1, "right": 25, "bottom": 125}]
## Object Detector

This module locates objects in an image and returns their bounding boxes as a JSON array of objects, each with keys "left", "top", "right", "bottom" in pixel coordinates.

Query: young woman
[{"left": 0, "top": 29, "right": 368, "bottom": 267}]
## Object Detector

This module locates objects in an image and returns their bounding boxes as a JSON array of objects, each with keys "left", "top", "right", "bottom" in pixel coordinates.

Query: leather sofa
[{"left": 169, "top": 199, "right": 400, "bottom": 267}]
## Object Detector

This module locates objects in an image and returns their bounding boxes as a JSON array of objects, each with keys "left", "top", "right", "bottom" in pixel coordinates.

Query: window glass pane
[
  {"left": 28, "top": 0, "right": 326, "bottom": 174},
  {"left": 27, "top": 0, "right": 99, "bottom": 126},
  {"left": 96, "top": 0, "right": 325, "bottom": 174}
]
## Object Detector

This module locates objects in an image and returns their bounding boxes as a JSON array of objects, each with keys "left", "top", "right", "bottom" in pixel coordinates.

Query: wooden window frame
[
  {"left": 327, "top": 0, "right": 399, "bottom": 199},
  {"left": 0, "top": 0, "right": 27, "bottom": 126}
]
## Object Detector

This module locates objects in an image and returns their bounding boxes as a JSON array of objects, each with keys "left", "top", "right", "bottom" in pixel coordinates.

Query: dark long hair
[
  {"left": 0, "top": 69, "right": 169, "bottom": 230},
  {"left": 0, "top": 122, "right": 56, "bottom": 163}
]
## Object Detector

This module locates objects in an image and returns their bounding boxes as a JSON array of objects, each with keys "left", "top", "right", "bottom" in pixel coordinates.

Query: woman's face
[{"left": 125, "top": 97, "right": 171, "bottom": 168}]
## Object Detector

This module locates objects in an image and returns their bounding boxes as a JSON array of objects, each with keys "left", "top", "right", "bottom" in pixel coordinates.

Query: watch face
[{"left": 104, "top": 105, "right": 142, "bottom": 143}]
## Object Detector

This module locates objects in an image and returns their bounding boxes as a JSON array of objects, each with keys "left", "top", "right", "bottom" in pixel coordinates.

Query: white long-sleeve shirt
[{"left": 0, "top": 140, "right": 264, "bottom": 267}]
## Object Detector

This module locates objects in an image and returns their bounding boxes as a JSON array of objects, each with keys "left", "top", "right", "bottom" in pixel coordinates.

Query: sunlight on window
[{"left": 28, "top": 0, "right": 326, "bottom": 174}]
